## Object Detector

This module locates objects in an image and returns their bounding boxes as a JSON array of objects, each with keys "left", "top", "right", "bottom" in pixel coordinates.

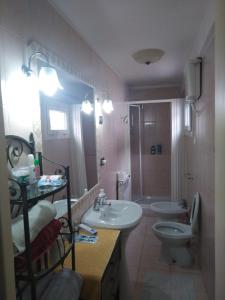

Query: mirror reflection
[{"left": 40, "top": 69, "right": 98, "bottom": 198}]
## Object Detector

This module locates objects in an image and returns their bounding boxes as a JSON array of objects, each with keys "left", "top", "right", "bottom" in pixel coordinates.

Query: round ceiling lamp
[{"left": 132, "top": 48, "right": 164, "bottom": 65}]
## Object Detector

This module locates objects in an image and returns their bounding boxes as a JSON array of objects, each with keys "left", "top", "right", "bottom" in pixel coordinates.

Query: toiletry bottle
[
  {"left": 34, "top": 159, "right": 40, "bottom": 178},
  {"left": 27, "top": 154, "right": 36, "bottom": 184},
  {"left": 98, "top": 188, "right": 106, "bottom": 203}
]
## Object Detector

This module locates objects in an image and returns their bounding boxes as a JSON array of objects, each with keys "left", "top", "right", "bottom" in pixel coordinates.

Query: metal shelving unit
[{"left": 6, "top": 134, "right": 77, "bottom": 300}]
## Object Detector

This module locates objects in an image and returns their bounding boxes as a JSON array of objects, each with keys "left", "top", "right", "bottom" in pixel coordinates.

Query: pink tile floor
[{"left": 125, "top": 208, "right": 208, "bottom": 300}]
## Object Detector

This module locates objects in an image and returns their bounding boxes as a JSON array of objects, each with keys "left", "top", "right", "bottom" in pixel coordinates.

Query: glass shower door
[{"left": 130, "top": 105, "right": 143, "bottom": 201}]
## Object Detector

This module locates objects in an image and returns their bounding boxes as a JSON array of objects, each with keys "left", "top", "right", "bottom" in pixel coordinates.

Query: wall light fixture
[
  {"left": 102, "top": 99, "right": 114, "bottom": 114},
  {"left": 81, "top": 99, "right": 93, "bottom": 114},
  {"left": 82, "top": 97, "right": 114, "bottom": 117},
  {"left": 22, "top": 51, "right": 63, "bottom": 97}
]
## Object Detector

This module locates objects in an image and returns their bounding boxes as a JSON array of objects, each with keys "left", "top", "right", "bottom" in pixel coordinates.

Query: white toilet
[{"left": 152, "top": 192, "right": 200, "bottom": 266}]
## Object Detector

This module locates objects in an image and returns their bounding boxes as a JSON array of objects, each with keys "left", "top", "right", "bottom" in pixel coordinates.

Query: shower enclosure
[{"left": 130, "top": 102, "right": 176, "bottom": 204}]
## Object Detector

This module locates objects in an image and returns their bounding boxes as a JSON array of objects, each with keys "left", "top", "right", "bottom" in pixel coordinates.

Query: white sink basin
[{"left": 82, "top": 200, "right": 142, "bottom": 230}]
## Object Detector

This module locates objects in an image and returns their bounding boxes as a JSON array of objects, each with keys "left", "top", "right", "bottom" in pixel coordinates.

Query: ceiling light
[
  {"left": 132, "top": 48, "right": 164, "bottom": 65},
  {"left": 102, "top": 99, "right": 114, "bottom": 114}
]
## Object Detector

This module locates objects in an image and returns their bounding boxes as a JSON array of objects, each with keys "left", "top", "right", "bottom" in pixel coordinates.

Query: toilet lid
[
  {"left": 190, "top": 192, "right": 200, "bottom": 233},
  {"left": 152, "top": 222, "right": 192, "bottom": 239}
]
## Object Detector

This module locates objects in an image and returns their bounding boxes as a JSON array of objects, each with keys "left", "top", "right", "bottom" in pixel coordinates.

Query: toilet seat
[{"left": 152, "top": 221, "right": 192, "bottom": 240}]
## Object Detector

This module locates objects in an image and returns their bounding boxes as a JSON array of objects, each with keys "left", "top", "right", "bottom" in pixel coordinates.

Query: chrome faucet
[
  {"left": 93, "top": 196, "right": 111, "bottom": 211},
  {"left": 93, "top": 197, "right": 101, "bottom": 211}
]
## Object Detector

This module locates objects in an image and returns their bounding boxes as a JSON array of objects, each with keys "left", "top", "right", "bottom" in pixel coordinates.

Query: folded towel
[
  {"left": 12, "top": 200, "right": 57, "bottom": 253},
  {"left": 15, "top": 219, "right": 61, "bottom": 272}
]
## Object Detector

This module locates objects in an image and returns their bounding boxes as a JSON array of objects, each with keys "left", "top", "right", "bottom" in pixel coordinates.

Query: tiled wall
[
  {"left": 142, "top": 103, "right": 171, "bottom": 197},
  {"left": 0, "top": 0, "right": 130, "bottom": 218},
  {"left": 183, "top": 32, "right": 215, "bottom": 299}
]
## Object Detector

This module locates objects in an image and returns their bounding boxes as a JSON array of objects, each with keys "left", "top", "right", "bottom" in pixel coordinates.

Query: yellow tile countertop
[{"left": 64, "top": 228, "right": 121, "bottom": 300}]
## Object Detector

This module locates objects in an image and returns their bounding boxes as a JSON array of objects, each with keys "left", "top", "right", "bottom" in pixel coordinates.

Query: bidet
[{"left": 150, "top": 201, "right": 189, "bottom": 221}]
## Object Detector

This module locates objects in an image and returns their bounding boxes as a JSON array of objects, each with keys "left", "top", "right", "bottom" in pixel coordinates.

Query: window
[
  {"left": 49, "top": 110, "right": 68, "bottom": 131},
  {"left": 44, "top": 104, "right": 70, "bottom": 139},
  {"left": 184, "top": 102, "right": 192, "bottom": 132}
]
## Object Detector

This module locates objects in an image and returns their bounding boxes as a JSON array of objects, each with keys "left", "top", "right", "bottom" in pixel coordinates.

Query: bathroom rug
[{"left": 140, "top": 271, "right": 196, "bottom": 300}]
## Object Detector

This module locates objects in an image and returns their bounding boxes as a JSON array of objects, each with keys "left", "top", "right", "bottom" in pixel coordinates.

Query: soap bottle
[{"left": 27, "top": 154, "right": 35, "bottom": 184}]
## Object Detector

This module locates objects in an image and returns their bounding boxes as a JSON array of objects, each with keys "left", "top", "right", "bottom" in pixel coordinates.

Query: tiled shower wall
[
  {"left": 142, "top": 103, "right": 171, "bottom": 198},
  {"left": 183, "top": 31, "right": 215, "bottom": 299},
  {"left": 0, "top": 0, "right": 130, "bottom": 216},
  {"left": 130, "top": 103, "right": 171, "bottom": 200}
]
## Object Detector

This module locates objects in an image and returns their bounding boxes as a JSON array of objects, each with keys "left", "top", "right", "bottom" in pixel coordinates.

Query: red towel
[{"left": 15, "top": 219, "right": 61, "bottom": 272}]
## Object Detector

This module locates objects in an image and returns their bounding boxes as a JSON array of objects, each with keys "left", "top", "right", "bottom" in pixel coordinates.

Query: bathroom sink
[
  {"left": 82, "top": 200, "right": 142, "bottom": 300},
  {"left": 82, "top": 200, "right": 142, "bottom": 230}
]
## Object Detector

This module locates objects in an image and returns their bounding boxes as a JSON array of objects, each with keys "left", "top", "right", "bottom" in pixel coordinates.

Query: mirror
[{"left": 40, "top": 69, "right": 98, "bottom": 198}]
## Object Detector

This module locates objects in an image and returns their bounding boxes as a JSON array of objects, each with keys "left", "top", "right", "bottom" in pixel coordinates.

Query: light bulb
[
  {"left": 81, "top": 100, "right": 93, "bottom": 114},
  {"left": 102, "top": 99, "right": 114, "bottom": 114},
  {"left": 38, "top": 66, "right": 63, "bottom": 97}
]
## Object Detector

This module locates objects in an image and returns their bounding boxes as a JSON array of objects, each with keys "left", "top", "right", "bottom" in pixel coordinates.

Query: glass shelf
[{"left": 9, "top": 178, "right": 67, "bottom": 204}]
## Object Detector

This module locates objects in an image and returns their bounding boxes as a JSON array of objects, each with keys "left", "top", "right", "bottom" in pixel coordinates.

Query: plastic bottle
[
  {"left": 98, "top": 188, "right": 106, "bottom": 202},
  {"left": 27, "top": 154, "right": 36, "bottom": 184},
  {"left": 34, "top": 159, "right": 40, "bottom": 178}
]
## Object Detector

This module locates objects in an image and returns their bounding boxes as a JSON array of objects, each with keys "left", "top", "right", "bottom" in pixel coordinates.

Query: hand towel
[
  {"left": 15, "top": 219, "right": 61, "bottom": 272},
  {"left": 12, "top": 200, "right": 57, "bottom": 253}
]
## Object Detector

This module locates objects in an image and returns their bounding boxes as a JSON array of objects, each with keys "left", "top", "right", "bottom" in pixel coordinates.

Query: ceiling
[{"left": 49, "top": 0, "right": 213, "bottom": 88}]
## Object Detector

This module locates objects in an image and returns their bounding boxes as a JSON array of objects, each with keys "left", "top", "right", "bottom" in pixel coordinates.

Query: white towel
[{"left": 12, "top": 200, "right": 57, "bottom": 253}]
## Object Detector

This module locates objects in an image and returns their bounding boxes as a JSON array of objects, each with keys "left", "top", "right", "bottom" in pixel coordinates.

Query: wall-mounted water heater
[{"left": 184, "top": 57, "right": 202, "bottom": 102}]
